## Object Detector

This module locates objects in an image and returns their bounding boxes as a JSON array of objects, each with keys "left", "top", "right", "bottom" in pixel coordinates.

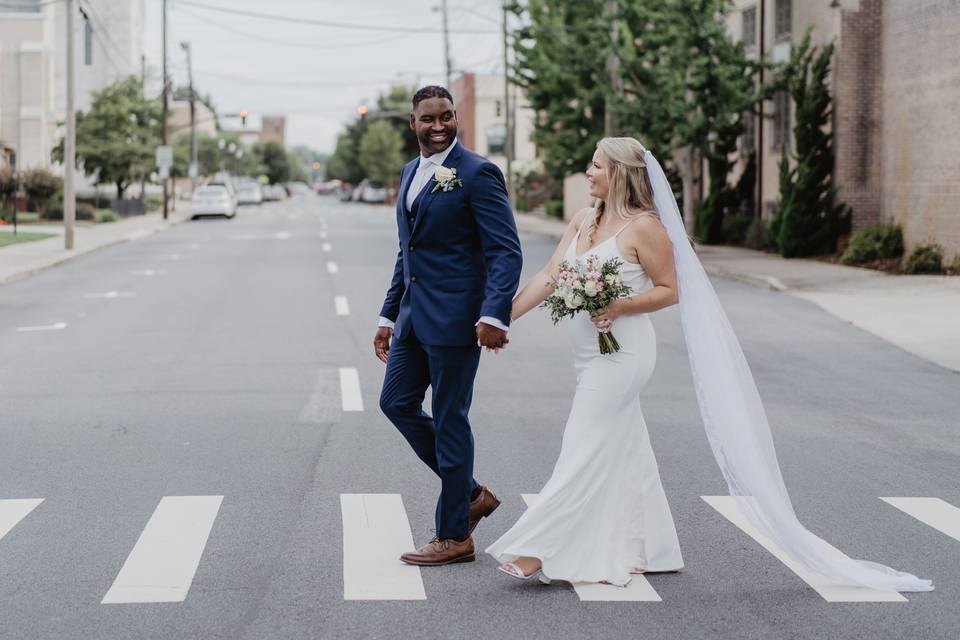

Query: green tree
[
  {"left": 327, "top": 121, "right": 368, "bottom": 184},
  {"left": 376, "top": 84, "right": 419, "bottom": 158},
  {"left": 255, "top": 140, "right": 292, "bottom": 184},
  {"left": 359, "top": 120, "right": 406, "bottom": 186},
  {"left": 767, "top": 34, "right": 850, "bottom": 257},
  {"left": 53, "top": 76, "right": 160, "bottom": 198},
  {"left": 19, "top": 168, "right": 63, "bottom": 215}
]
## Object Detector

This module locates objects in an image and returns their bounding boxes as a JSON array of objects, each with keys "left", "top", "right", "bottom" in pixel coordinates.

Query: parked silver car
[
  {"left": 191, "top": 185, "right": 237, "bottom": 219},
  {"left": 237, "top": 182, "right": 264, "bottom": 205}
]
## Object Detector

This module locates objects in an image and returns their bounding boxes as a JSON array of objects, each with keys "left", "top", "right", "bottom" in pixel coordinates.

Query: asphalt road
[{"left": 0, "top": 195, "right": 957, "bottom": 640}]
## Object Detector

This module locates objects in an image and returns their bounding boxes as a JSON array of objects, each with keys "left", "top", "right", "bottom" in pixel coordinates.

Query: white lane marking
[
  {"left": 162, "top": 254, "right": 182, "bottom": 261},
  {"left": 881, "top": 497, "right": 960, "bottom": 543},
  {"left": 341, "top": 494, "right": 426, "bottom": 600},
  {"left": 16, "top": 322, "right": 67, "bottom": 332},
  {"left": 702, "top": 496, "right": 907, "bottom": 602},
  {"left": 326, "top": 261, "right": 339, "bottom": 274},
  {"left": 102, "top": 496, "right": 224, "bottom": 604},
  {"left": 186, "top": 243, "right": 204, "bottom": 250},
  {"left": 84, "top": 291, "right": 137, "bottom": 299},
  {"left": 322, "top": 242, "right": 332, "bottom": 253},
  {"left": 339, "top": 367, "right": 364, "bottom": 411},
  {"left": 274, "top": 231, "right": 291, "bottom": 240},
  {"left": 335, "top": 296, "right": 350, "bottom": 316},
  {"left": 319, "top": 231, "right": 328, "bottom": 240},
  {"left": 131, "top": 269, "right": 167, "bottom": 276},
  {"left": 520, "top": 494, "right": 661, "bottom": 601},
  {"left": 0, "top": 499, "right": 44, "bottom": 541}
]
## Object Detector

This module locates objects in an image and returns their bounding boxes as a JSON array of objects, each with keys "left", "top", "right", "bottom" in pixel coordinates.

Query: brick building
[{"left": 726, "top": 0, "right": 960, "bottom": 259}]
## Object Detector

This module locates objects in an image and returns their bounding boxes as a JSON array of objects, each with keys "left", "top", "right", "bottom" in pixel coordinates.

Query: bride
[{"left": 486, "top": 137, "right": 933, "bottom": 593}]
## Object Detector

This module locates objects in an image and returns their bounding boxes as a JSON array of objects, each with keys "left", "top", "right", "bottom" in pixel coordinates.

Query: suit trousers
[{"left": 379, "top": 330, "right": 482, "bottom": 539}]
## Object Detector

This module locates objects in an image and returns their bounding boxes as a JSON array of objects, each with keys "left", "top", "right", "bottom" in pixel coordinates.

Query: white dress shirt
[{"left": 379, "top": 138, "right": 509, "bottom": 335}]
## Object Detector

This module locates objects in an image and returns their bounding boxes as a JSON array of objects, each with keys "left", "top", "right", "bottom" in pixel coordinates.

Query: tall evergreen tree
[{"left": 767, "top": 34, "right": 850, "bottom": 257}]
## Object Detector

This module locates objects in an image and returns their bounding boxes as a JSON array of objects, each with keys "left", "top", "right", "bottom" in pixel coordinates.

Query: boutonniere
[{"left": 431, "top": 166, "right": 463, "bottom": 193}]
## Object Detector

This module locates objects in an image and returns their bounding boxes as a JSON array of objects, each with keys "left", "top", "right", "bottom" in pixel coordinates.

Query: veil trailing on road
[{"left": 643, "top": 150, "right": 933, "bottom": 593}]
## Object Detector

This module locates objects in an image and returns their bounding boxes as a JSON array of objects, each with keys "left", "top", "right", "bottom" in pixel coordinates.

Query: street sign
[{"left": 155, "top": 145, "right": 173, "bottom": 169}]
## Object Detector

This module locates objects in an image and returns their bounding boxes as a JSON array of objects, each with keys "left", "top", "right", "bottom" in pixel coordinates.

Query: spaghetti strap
[{"left": 613, "top": 220, "right": 634, "bottom": 237}]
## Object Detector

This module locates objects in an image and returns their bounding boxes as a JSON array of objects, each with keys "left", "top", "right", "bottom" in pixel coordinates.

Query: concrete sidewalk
[
  {"left": 516, "top": 212, "right": 960, "bottom": 372},
  {"left": 0, "top": 207, "right": 192, "bottom": 285}
]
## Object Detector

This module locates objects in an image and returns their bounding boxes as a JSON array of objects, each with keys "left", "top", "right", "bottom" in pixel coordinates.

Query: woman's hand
[{"left": 591, "top": 300, "right": 623, "bottom": 333}]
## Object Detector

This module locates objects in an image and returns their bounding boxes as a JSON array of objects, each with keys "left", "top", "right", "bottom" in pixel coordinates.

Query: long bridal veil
[{"left": 644, "top": 150, "right": 933, "bottom": 592}]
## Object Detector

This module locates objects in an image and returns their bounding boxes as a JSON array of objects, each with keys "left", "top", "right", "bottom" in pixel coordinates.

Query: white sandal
[{"left": 497, "top": 562, "right": 552, "bottom": 584}]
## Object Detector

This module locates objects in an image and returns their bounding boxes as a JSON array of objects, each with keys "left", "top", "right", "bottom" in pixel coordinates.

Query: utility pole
[
  {"left": 161, "top": 0, "right": 169, "bottom": 220},
  {"left": 502, "top": 1, "right": 514, "bottom": 207},
  {"left": 441, "top": 0, "right": 452, "bottom": 87},
  {"left": 756, "top": 0, "right": 765, "bottom": 220},
  {"left": 181, "top": 41, "right": 197, "bottom": 195},
  {"left": 603, "top": 0, "right": 622, "bottom": 137},
  {"left": 64, "top": 0, "right": 76, "bottom": 249}
]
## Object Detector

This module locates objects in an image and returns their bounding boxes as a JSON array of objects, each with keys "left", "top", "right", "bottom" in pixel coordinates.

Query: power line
[
  {"left": 174, "top": 5, "right": 414, "bottom": 51},
  {"left": 176, "top": 0, "right": 498, "bottom": 35},
  {"left": 194, "top": 69, "right": 438, "bottom": 88}
]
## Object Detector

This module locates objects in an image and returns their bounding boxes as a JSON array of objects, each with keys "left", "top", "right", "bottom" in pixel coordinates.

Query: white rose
[
  {"left": 556, "top": 284, "right": 572, "bottom": 298},
  {"left": 583, "top": 281, "right": 598, "bottom": 297},
  {"left": 571, "top": 294, "right": 585, "bottom": 308},
  {"left": 434, "top": 166, "right": 455, "bottom": 182},
  {"left": 573, "top": 280, "right": 585, "bottom": 291},
  {"left": 604, "top": 274, "right": 616, "bottom": 285},
  {"left": 563, "top": 293, "right": 578, "bottom": 309}
]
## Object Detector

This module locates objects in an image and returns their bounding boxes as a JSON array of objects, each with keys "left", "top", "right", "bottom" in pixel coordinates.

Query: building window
[
  {"left": 84, "top": 21, "right": 93, "bottom": 66},
  {"left": 775, "top": 0, "right": 792, "bottom": 41},
  {"left": 772, "top": 91, "right": 790, "bottom": 149},
  {"left": 495, "top": 100, "right": 502, "bottom": 117},
  {"left": 741, "top": 111, "right": 755, "bottom": 154},
  {"left": 742, "top": 6, "right": 757, "bottom": 49},
  {"left": 486, "top": 124, "right": 506, "bottom": 155}
]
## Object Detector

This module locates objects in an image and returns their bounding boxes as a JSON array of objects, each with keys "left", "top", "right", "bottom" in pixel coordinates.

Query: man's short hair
[{"left": 412, "top": 86, "right": 454, "bottom": 109}]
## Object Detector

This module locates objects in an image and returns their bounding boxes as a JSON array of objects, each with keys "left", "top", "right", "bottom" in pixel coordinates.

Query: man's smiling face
[{"left": 410, "top": 97, "right": 458, "bottom": 157}]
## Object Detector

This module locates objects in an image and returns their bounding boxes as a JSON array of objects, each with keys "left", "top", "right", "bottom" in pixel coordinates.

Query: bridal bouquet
[{"left": 540, "top": 256, "right": 633, "bottom": 354}]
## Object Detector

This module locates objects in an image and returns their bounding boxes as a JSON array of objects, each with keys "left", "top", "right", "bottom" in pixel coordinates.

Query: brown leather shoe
[
  {"left": 400, "top": 536, "right": 475, "bottom": 566},
  {"left": 468, "top": 485, "right": 501, "bottom": 533}
]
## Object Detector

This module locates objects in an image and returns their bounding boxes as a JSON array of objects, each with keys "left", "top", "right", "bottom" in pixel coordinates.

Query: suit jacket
[{"left": 379, "top": 142, "right": 523, "bottom": 346}]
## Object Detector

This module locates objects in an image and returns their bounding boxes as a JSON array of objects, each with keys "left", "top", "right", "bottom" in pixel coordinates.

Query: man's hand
[
  {"left": 476, "top": 322, "right": 509, "bottom": 353},
  {"left": 374, "top": 326, "right": 393, "bottom": 363}
]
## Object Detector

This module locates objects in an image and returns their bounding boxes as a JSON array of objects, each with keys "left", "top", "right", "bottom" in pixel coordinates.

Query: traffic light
[
  {"left": 239, "top": 108, "right": 249, "bottom": 126},
  {"left": 357, "top": 105, "right": 368, "bottom": 121}
]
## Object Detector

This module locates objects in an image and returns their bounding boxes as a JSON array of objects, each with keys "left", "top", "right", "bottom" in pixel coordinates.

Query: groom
[{"left": 375, "top": 86, "right": 523, "bottom": 566}]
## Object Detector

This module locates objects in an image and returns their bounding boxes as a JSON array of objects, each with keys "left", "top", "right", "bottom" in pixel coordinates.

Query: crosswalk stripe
[
  {"left": 339, "top": 367, "right": 364, "bottom": 411},
  {"left": 341, "top": 494, "right": 426, "bottom": 600},
  {"left": 326, "top": 261, "right": 339, "bottom": 274},
  {"left": 335, "top": 296, "right": 350, "bottom": 316},
  {"left": 520, "top": 494, "right": 662, "bottom": 601},
  {"left": 0, "top": 499, "right": 44, "bottom": 541},
  {"left": 881, "top": 497, "right": 960, "bottom": 543},
  {"left": 101, "top": 496, "right": 223, "bottom": 604},
  {"left": 702, "top": 496, "right": 907, "bottom": 602}
]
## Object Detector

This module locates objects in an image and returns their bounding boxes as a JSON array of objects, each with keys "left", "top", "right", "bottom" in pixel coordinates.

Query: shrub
[
  {"left": 902, "top": 243, "right": 944, "bottom": 274},
  {"left": 545, "top": 199, "right": 563, "bottom": 219},
  {"left": 840, "top": 223, "right": 903, "bottom": 264},
  {"left": 744, "top": 218, "right": 769, "bottom": 250},
  {"left": 95, "top": 209, "right": 118, "bottom": 223},
  {"left": 721, "top": 214, "right": 752, "bottom": 246},
  {"left": 42, "top": 202, "right": 96, "bottom": 221},
  {"left": 19, "top": 168, "right": 62, "bottom": 215},
  {"left": 952, "top": 254, "right": 960, "bottom": 273}
]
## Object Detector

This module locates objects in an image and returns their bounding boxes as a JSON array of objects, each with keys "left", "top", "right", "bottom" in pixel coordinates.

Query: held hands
[
  {"left": 476, "top": 322, "right": 509, "bottom": 354},
  {"left": 374, "top": 326, "right": 393, "bottom": 363},
  {"left": 591, "top": 300, "right": 623, "bottom": 333}
]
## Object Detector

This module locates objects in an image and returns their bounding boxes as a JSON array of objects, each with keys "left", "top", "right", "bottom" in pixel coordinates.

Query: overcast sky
[{"left": 143, "top": 0, "right": 506, "bottom": 153}]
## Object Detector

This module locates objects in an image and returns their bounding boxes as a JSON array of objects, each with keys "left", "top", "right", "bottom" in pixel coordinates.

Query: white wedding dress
[{"left": 485, "top": 220, "right": 684, "bottom": 587}]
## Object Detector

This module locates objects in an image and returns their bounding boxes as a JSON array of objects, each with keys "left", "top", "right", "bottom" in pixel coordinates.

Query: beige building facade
[{"left": 726, "top": 0, "right": 960, "bottom": 259}]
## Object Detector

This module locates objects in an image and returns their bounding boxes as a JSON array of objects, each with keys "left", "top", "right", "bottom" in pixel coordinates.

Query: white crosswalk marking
[
  {"left": 0, "top": 499, "right": 43, "bottom": 541},
  {"left": 520, "top": 494, "right": 662, "bottom": 601},
  {"left": 102, "top": 496, "right": 223, "bottom": 604},
  {"left": 322, "top": 242, "right": 333, "bottom": 252},
  {"left": 16, "top": 322, "right": 66, "bottom": 332},
  {"left": 881, "top": 497, "right": 960, "bottom": 543},
  {"left": 341, "top": 494, "right": 426, "bottom": 600},
  {"left": 335, "top": 296, "right": 350, "bottom": 316},
  {"left": 339, "top": 367, "right": 364, "bottom": 411},
  {"left": 326, "top": 261, "right": 339, "bottom": 274},
  {"left": 702, "top": 496, "right": 907, "bottom": 602}
]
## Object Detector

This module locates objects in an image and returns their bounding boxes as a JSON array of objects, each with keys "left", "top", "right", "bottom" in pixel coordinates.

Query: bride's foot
[{"left": 497, "top": 556, "right": 545, "bottom": 580}]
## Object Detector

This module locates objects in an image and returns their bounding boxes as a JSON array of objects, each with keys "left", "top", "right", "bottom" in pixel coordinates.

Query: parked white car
[
  {"left": 237, "top": 182, "right": 264, "bottom": 205},
  {"left": 191, "top": 185, "right": 237, "bottom": 219}
]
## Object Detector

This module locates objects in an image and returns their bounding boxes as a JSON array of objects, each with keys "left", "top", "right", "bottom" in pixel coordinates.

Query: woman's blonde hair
[{"left": 585, "top": 137, "right": 659, "bottom": 244}]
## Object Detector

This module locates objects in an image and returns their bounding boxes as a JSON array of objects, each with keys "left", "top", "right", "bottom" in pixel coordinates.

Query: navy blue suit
[{"left": 379, "top": 142, "right": 522, "bottom": 539}]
